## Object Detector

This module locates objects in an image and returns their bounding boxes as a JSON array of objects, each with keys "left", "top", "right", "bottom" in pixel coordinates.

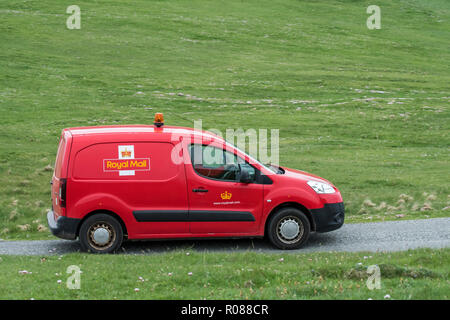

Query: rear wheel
[
  {"left": 267, "top": 207, "right": 310, "bottom": 249},
  {"left": 79, "top": 214, "right": 123, "bottom": 253}
]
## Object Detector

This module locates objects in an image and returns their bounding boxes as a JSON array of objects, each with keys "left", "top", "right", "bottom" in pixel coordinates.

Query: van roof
[{"left": 65, "top": 125, "right": 222, "bottom": 142}]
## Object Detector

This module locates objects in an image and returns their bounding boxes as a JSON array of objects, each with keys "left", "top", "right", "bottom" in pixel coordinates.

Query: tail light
[{"left": 59, "top": 178, "right": 67, "bottom": 208}]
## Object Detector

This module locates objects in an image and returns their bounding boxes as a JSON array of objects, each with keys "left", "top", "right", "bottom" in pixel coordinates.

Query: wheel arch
[
  {"left": 264, "top": 202, "right": 316, "bottom": 235},
  {"left": 77, "top": 209, "right": 128, "bottom": 239}
]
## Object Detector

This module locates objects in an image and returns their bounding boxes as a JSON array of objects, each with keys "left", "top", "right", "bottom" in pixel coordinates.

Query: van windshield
[
  {"left": 224, "top": 141, "right": 278, "bottom": 174},
  {"left": 54, "top": 137, "right": 66, "bottom": 178}
]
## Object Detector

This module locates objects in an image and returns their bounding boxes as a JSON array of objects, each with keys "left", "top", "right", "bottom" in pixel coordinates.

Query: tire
[
  {"left": 79, "top": 214, "right": 123, "bottom": 253},
  {"left": 267, "top": 207, "right": 311, "bottom": 249}
]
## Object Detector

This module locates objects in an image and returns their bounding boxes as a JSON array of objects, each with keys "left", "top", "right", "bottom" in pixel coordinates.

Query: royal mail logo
[
  {"left": 103, "top": 158, "right": 150, "bottom": 172},
  {"left": 103, "top": 145, "right": 150, "bottom": 176},
  {"left": 220, "top": 191, "right": 232, "bottom": 200},
  {"left": 121, "top": 150, "right": 132, "bottom": 158},
  {"left": 119, "top": 145, "right": 134, "bottom": 160}
]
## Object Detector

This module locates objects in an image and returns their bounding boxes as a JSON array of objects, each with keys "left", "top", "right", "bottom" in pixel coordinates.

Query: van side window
[{"left": 189, "top": 144, "right": 255, "bottom": 181}]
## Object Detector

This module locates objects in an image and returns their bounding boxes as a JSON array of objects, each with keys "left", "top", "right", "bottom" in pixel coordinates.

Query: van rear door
[{"left": 51, "top": 130, "right": 72, "bottom": 218}]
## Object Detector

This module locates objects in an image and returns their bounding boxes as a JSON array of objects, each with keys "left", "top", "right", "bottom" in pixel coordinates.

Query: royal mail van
[{"left": 48, "top": 114, "right": 344, "bottom": 253}]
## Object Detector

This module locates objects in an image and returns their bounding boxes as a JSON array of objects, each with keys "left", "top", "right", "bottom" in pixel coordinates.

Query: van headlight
[{"left": 307, "top": 181, "right": 335, "bottom": 194}]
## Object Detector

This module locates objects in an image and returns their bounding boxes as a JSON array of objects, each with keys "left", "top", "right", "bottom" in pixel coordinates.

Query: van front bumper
[
  {"left": 311, "top": 202, "right": 345, "bottom": 233},
  {"left": 47, "top": 211, "right": 80, "bottom": 240}
]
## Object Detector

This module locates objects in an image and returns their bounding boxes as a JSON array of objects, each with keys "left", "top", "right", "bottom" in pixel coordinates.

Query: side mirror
[{"left": 238, "top": 164, "right": 254, "bottom": 184}]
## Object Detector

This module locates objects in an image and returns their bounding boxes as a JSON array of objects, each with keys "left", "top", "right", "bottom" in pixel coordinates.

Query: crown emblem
[
  {"left": 220, "top": 191, "right": 232, "bottom": 200},
  {"left": 121, "top": 150, "right": 132, "bottom": 157}
]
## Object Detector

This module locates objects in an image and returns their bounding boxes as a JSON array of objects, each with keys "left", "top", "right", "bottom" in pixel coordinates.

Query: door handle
[{"left": 193, "top": 188, "right": 208, "bottom": 193}]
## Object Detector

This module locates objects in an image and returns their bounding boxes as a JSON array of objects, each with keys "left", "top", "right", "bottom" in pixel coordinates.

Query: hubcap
[
  {"left": 277, "top": 216, "right": 304, "bottom": 244},
  {"left": 280, "top": 220, "right": 300, "bottom": 239},
  {"left": 88, "top": 222, "right": 115, "bottom": 250},
  {"left": 93, "top": 227, "right": 110, "bottom": 245}
]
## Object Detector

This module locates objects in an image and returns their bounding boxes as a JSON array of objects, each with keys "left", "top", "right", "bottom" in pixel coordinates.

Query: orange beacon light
[{"left": 154, "top": 113, "right": 164, "bottom": 127}]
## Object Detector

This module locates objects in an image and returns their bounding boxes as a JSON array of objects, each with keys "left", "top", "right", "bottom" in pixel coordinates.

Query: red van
[{"left": 48, "top": 114, "right": 344, "bottom": 253}]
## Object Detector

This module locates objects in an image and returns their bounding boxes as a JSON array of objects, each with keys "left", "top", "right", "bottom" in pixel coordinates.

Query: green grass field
[
  {"left": 0, "top": 248, "right": 449, "bottom": 299},
  {"left": 1, "top": 0, "right": 448, "bottom": 239},
  {"left": 0, "top": 0, "right": 449, "bottom": 301}
]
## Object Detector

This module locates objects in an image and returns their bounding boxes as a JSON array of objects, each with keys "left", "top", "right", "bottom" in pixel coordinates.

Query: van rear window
[{"left": 54, "top": 136, "right": 66, "bottom": 178}]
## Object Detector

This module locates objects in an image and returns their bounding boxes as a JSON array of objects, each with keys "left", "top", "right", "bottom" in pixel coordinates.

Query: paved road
[{"left": 0, "top": 218, "right": 449, "bottom": 255}]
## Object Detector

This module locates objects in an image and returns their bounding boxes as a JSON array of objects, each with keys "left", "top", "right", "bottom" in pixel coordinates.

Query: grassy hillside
[{"left": 0, "top": 0, "right": 449, "bottom": 239}]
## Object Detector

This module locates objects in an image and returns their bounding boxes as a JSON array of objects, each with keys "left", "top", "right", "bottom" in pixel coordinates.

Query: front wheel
[
  {"left": 79, "top": 214, "right": 123, "bottom": 253},
  {"left": 267, "top": 207, "right": 311, "bottom": 249}
]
